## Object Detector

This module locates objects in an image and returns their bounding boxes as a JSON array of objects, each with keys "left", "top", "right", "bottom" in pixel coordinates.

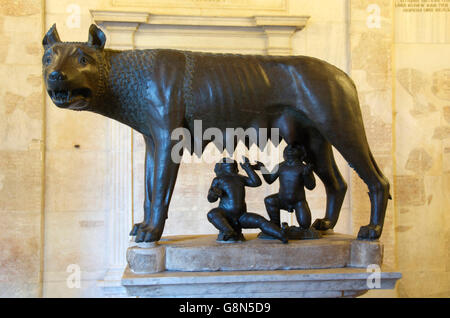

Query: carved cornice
[
  {"left": 91, "top": 10, "right": 309, "bottom": 55},
  {"left": 91, "top": 10, "right": 309, "bottom": 31}
]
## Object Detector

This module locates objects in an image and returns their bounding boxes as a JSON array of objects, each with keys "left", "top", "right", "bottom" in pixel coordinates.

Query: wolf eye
[
  {"left": 79, "top": 56, "right": 89, "bottom": 65},
  {"left": 44, "top": 55, "right": 52, "bottom": 65}
]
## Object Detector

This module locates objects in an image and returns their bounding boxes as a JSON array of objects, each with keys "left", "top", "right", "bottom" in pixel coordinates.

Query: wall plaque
[{"left": 395, "top": 0, "right": 449, "bottom": 12}]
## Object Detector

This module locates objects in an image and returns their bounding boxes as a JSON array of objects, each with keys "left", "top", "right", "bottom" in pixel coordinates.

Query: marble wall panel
[
  {"left": 45, "top": 151, "right": 111, "bottom": 213},
  {"left": 0, "top": 65, "right": 43, "bottom": 151},
  {"left": 45, "top": 103, "right": 110, "bottom": 152},
  {"left": 0, "top": 0, "right": 44, "bottom": 297},
  {"left": 0, "top": 150, "right": 42, "bottom": 212},
  {"left": 0, "top": 211, "right": 42, "bottom": 295},
  {"left": 44, "top": 211, "right": 106, "bottom": 275},
  {"left": 395, "top": 42, "right": 450, "bottom": 297}
]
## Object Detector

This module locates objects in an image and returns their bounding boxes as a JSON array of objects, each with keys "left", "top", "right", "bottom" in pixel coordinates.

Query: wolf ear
[
  {"left": 42, "top": 24, "right": 61, "bottom": 49},
  {"left": 88, "top": 24, "right": 106, "bottom": 49}
]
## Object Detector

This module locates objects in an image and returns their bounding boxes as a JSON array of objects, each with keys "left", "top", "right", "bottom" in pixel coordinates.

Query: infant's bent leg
[
  {"left": 239, "top": 213, "right": 287, "bottom": 243},
  {"left": 294, "top": 200, "right": 312, "bottom": 229},
  {"left": 207, "top": 208, "right": 236, "bottom": 235}
]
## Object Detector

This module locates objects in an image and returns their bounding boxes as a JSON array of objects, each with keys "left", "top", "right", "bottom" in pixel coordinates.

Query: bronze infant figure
[
  {"left": 207, "top": 157, "right": 288, "bottom": 244},
  {"left": 42, "top": 24, "right": 391, "bottom": 242},
  {"left": 254, "top": 145, "right": 316, "bottom": 230},
  {"left": 253, "top": 144, "right": 322, "bottom": 240}
]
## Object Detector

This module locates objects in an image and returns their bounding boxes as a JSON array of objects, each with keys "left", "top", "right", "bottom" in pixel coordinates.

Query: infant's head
[
  {"left": 214, "top": 158, "right": 238, "bottom": 176},
  {"left": 283, "top": 144, "right": 306, "bottom": 161}
]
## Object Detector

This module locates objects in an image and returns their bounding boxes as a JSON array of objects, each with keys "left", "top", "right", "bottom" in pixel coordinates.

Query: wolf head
[{"left": 42, "top": 24, "right": 107, "bottom": 111}]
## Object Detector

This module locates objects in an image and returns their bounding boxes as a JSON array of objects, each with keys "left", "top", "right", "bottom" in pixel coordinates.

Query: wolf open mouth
[{"left": 48, "top": 88, "right": 91, "bottom": 109}]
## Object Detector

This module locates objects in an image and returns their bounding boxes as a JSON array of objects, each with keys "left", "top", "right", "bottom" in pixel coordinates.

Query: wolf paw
[
  {"left": 312, "top": 218, "right": 333, "bottom": 231},
  {"left": 129, "top": 222, "right": 146, "bottom": 236},
  {"left": 134, "top": 224, "right": 162, "bottom": 243},
  {"left": 357, "top": 224, "right": 382, "bottom": 240}
]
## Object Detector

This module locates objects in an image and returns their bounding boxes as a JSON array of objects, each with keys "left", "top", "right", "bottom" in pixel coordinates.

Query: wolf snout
[{"left": 48, "top": 70, "right": 67, "bottom": 82}]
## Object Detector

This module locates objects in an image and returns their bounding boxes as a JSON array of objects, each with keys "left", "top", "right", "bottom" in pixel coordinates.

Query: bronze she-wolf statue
[{"left": 42, "top": 24, "right": 391, "bottom": 242}]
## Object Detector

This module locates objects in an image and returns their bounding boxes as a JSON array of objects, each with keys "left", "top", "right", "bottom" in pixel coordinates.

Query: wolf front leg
[
  {"left": 134, "top": 138, "right": 182, "bottom": 242},
  {"left": 130, "top": 135, "right": 155, "bottom": 237}
]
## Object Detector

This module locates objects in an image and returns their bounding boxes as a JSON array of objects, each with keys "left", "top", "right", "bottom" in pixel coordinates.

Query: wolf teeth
[{"left": 51, "top": 90, "right": 73, "bottom": 103}]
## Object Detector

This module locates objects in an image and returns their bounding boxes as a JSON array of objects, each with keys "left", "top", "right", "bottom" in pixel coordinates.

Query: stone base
[
  {"left": 126, "top": 242, "right": 165, "bottom": 274},
  {"left": 122, "top": 233, "right": 400, "bottom": 298},
  {"left": 126, "top": 233, "right": 384, "bottom": 274},
  {"left": 122, "top": 266, "right": 401, "bottom": 298}
]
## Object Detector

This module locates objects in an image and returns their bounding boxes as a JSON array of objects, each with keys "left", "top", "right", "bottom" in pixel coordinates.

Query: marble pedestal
[{"left": 122, "top": 233, "right": 401, "bottom": 298}]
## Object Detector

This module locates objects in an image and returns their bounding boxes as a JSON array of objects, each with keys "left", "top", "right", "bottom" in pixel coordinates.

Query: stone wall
[
  {"left": 0, "top": 0, "right": 44, "bottom": 297},
  {"left": 393, "top": 2, "right": 450, "bottom": 297},
  {"left": 0, "top": 0, "right": 448, "bottom": 298}
]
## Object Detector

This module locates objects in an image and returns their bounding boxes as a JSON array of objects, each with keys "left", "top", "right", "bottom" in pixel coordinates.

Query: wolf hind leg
[
  {"left": 301, "top": 131, "right": 347, "bottom": 232},
  {"left": 335, "top": 144, "right": 389, "bottom": 240},
  {"left": 355, "top": 150, "right": 390, "bottom": 240}
]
